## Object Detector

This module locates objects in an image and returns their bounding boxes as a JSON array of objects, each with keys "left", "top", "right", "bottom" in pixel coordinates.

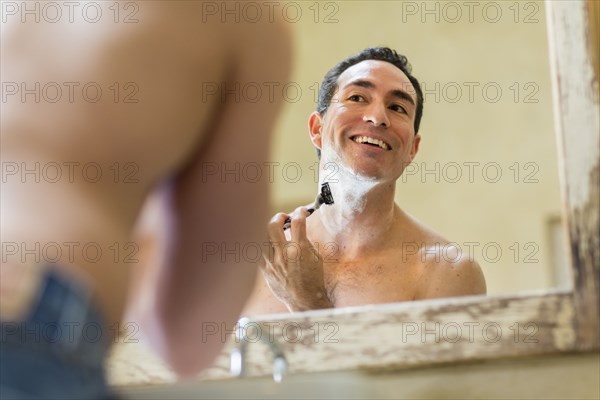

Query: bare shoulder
[
  {"left": 416, "top": 247, "right": 487, "bottom": 299},
  {"left": 397, "top": 210, "right": 487, "bottom": 300}
]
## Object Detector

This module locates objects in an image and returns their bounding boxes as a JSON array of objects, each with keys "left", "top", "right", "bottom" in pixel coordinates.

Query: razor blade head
[{"left": 320, "top": 182, "right": 334, "bottom": 205}]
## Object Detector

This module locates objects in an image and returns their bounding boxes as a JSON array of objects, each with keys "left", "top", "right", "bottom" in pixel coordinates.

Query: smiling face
[{"left": 309, "top": 60, "right": 421, "bottom": 182}]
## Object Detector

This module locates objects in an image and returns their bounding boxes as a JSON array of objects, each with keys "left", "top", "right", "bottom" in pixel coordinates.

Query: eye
[
  {"left": 389, "top": 103, "right": 407, "bottom": 114},
  {"left": 348, "top": 94, "right": 365, "bottom": 102}
]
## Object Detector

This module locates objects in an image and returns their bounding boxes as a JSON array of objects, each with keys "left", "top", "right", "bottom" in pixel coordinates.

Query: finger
[
  {"left": 262, "top": 242, "right": 283, "bottom": 273},
  {"left": 260, "top": 255, "right": 276, "bottom": 276},
  {"left": 284, "top": 201, "right": 315, "bottom": 231},
  {"left": 267, "top": 212, "right": 290, "bottom": 247},
  {"left": 266, "top": 213, "right": 291, "bottom": 269},
  {"left": 290, "top": 206, "right": 308, "bottom": 243},
  {"left": 258, "top": 254, "right": 268, "bottom": 270},
  {"left": 260, "top": 253, "right": 284, "bottom": 280}
]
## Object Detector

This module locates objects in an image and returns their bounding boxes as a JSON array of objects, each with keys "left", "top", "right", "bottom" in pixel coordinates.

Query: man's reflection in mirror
[{"left": 244, "top": 47, "right": 487, "bottom": 316}]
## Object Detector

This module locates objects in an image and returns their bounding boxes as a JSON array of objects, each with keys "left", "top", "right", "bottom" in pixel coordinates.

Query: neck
[{"left": 313, "top": 161, "right": 398, "bottom": 255}]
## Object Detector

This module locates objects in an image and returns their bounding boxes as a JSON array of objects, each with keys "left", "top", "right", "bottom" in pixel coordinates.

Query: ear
[
  {"left": 308, "top": 111, "right": 323, "bottom": 151},
  {"left": 409, "top": 134, "right": 421, "bottom": 162}
]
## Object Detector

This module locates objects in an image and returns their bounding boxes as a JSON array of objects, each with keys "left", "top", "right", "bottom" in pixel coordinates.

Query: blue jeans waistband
[{"left": 1, "top": 266, "right": 115, "bottom": 399}]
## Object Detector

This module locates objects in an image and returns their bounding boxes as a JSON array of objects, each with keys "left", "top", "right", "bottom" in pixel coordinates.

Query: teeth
[{"left": 352, "top": 136, "right": 389, "bottom": 150}]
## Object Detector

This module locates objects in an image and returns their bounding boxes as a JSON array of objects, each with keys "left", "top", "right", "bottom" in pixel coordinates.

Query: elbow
[{"left": 144, "top": 302, "right": 224, "bottom": 379}]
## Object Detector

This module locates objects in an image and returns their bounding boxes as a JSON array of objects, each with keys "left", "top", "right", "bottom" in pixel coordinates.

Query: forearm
[
  {"left": 144, "top": 182, "right": 263, "bottom": 377},
  {"left": 152, "top": 254, "right": 257, "bottom": 377}
]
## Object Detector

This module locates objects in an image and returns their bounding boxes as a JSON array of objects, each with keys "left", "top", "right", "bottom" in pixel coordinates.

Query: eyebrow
[{"left": 343, "top": 79, "right": 416, "bottom": 107}]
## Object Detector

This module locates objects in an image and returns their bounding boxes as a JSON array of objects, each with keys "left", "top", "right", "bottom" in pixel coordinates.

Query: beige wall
[{"left": 268, "top": 1, "right": 562, "bottom": 296}]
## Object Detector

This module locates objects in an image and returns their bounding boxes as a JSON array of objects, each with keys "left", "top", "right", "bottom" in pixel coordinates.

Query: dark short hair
[{"left": 315, "top": 47, "right": 424, "bottom": 158}]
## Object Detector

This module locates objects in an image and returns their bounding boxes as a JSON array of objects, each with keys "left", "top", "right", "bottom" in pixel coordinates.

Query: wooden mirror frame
[{"left": 198, "top": 1, "right": 599, "bottom": 379}]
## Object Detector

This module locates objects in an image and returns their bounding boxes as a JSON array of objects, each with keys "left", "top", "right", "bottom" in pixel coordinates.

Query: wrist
[{"left": 287, "top": 289, "right": 333, "bottom": 312}]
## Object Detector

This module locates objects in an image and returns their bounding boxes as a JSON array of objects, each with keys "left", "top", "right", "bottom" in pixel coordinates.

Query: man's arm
[{"left": 143, "top": 23, "right": 292, "bottom": 377}]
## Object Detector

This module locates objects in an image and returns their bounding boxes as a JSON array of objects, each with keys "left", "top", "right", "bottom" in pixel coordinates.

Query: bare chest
[{"left": 322, "top": 257, "right": 423, "bottom": 308}]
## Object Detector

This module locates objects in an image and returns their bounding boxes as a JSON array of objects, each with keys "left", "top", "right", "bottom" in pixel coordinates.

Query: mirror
[
  {"left": 109, "top": 0, "right": 598, "bottom": 388},
  {"left": 263, "top": 0, "right": 563, "bottom": 307}
]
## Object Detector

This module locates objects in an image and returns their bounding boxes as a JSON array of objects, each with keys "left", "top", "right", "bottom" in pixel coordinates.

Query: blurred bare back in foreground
[{"left": 1, "top": 2, "right": 292, "bottom": 375}]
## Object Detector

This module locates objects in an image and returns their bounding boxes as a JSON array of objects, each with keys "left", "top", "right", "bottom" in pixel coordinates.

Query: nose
[{"left": 362, "top": 101, "right": 389, "bottom": 127}]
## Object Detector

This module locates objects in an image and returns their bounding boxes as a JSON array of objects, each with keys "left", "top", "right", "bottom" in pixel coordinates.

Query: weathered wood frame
[{"left": 201, "top": 1, "right": 599, "bottom": 379}]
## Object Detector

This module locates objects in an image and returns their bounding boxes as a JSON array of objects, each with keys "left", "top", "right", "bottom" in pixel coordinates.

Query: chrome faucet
[{"left": 230, "top": 317, "right": 287, "bottom": 383}]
